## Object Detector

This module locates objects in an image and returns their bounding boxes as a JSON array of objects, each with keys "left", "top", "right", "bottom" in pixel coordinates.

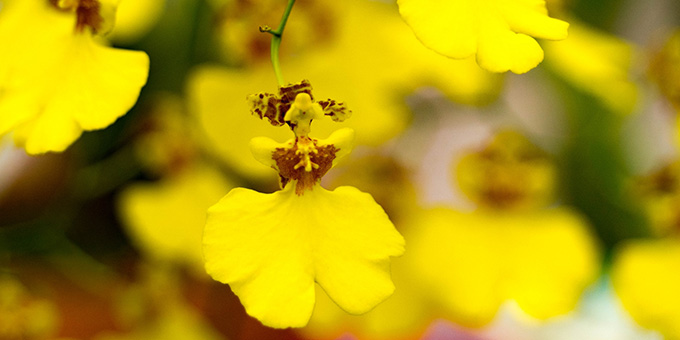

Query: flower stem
[{"left": 262, "top": 0, "right": 296, "bottom": 87}]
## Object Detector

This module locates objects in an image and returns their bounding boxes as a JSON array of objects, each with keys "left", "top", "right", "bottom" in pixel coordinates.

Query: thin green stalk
[{"left": 262, "top": 0, "right": 296, "bottom": 86}]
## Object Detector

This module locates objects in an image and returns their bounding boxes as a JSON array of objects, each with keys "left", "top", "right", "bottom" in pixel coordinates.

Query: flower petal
[
  {"left": 118, "top": 165, "right": 232, "bottom": 270},
  {"left": 398, "top": 0, "right": 568, "bottom": 73},
  {"left": 204, "top": 186, "right": 317, "bottom": 328},
  {"left": 612, "top": 239, "right": 680, "bottom": 340},
  {"left": 203, "top": 184, "right": 404, "bottom": 328},
  {"left": 12, "top": 104, "right": 83, "bottom": 154},
  {"left": 67, "top": 36, "right": 150, "bottom": 131},
  {"left": 311, "top": 186, "right": 405, "bottom": 315}
]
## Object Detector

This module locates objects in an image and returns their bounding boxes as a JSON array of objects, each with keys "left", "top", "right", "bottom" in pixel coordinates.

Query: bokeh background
[{"left": 1, "top": 0, "right": 680, "bottom": 339}]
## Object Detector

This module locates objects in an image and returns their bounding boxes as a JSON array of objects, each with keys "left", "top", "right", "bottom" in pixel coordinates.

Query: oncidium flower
[
  {"left": 397, "top": 0, "right": 569, "bottom": 73},
  {"left": 202, "top": 80, "right": 405, "bottom": 328},
  {"left": 0, "top": 0, "right": 149, "bottom": 154},
  {"left": 409, "top": 131, "right": 599, "bottom": 327}
]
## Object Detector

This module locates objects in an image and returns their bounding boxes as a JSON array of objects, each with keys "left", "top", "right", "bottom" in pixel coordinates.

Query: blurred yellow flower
[
  {"left": 203, "top": 82, "right": 405, "bottom": 328},
  {"left": 189, "top": 0, "right": 502, "bottom": 179},
  {"left": 407, "top": 130, "right": 600, "bottom": 327},
  {"left": 397, "top": 0, "right": 569, "bottom": 73},
  {"left": 612, "top": 238, "right": 680, "bottom": 340},
  {"left": 0, "top": 0, "right": 149, "bottom": 154},
  {"left": 543, "top": 21, "right": 639, "bottom": 114},
  {"left": 117, "top": 95, "right": 233, "bottom": 272}
]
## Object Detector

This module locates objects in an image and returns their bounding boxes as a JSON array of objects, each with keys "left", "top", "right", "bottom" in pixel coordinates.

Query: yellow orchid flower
[
  {"left": 189, "top": 0, "right": 502, "bottom": 180},
  {"left": 408, "top": 130, "right": 599, "bottom": 327},
  {"left": 202, "top": 80, "right": 405, "bottom": 328},
  {"left": 0, "top": 0, "right": 149, "bottom": 154},
  {"left": 397, "top": 0, "right": 569, "bottom": 73}
]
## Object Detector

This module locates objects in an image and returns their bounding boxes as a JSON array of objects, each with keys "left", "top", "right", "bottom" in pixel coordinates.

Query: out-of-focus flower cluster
[{"left": 0, "top": 0, "right": 679, "bottom": 339}]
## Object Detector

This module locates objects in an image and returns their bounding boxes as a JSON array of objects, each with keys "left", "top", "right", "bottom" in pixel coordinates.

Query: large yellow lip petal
[
  {"left": 203, "top": 184, "right": 405, "bottom": 328},
  {"left": 398, "top": 0, "right": 568, "bottom": 73}
]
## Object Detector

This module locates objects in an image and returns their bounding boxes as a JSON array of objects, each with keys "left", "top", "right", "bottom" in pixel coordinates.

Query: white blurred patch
[
  {"left": 0, "top": 137, "right": 30, "bottom": 200},
  {"left": 480, "top": 280, "right": 663, "bottom": 340},
  {"left": 622, "top": 93, "right": 677, "bottom": 174}
]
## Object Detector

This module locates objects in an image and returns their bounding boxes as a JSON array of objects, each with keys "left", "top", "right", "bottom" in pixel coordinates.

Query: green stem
[{"left": 266, "top": 0, "right": 296, "bottom": 87}]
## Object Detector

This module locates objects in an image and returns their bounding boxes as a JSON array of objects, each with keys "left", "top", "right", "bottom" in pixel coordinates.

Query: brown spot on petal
[
  {"left": 75, "top": 0, "right": 103, "bottom": 33},
  {"left": 272, "top": 137, "right": 338, "bottom": 195},
  {"left": 247, "top": 92, "right": 283, "bottom": 126},
  {"left": 318, "top": 99, "right": 352, "bottom": 122}
]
